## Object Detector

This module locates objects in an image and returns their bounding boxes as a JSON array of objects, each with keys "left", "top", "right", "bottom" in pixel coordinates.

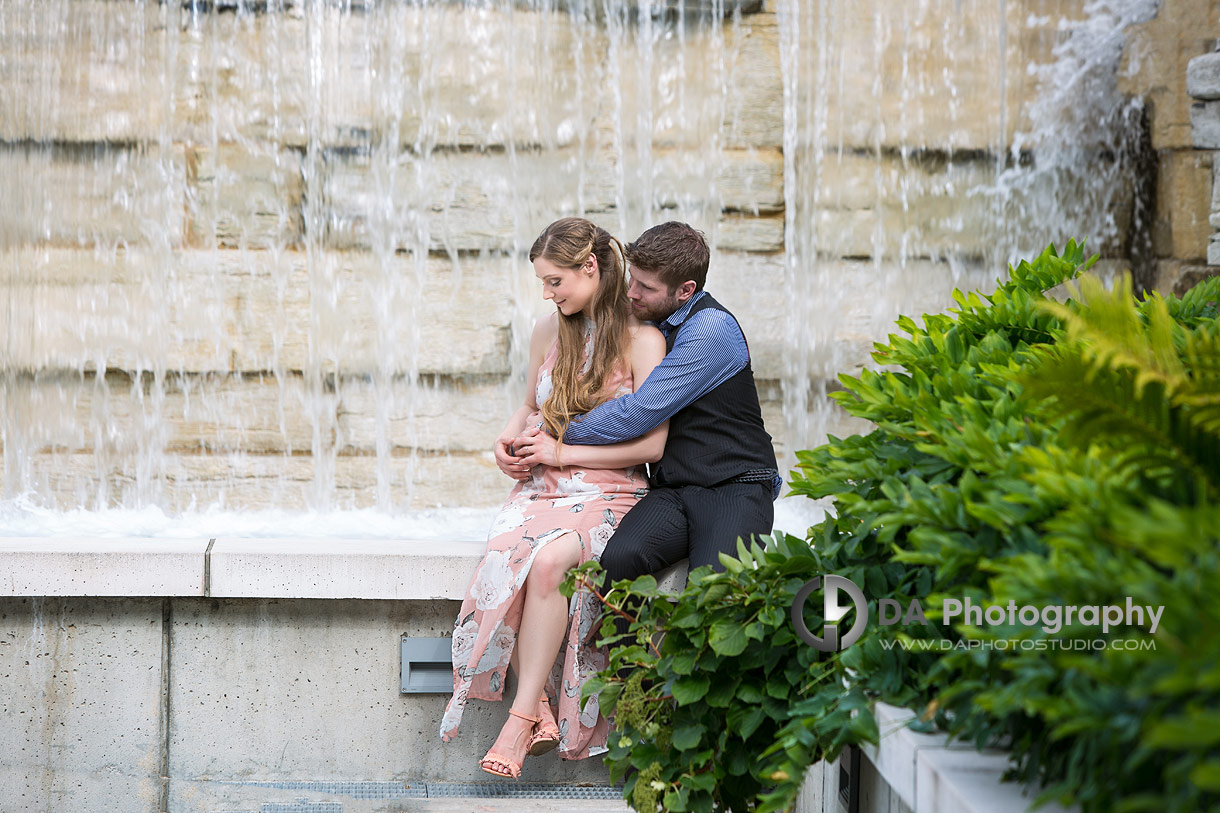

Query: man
[{"left": 504, "top": 221, "right": 780, "bottom": 583}]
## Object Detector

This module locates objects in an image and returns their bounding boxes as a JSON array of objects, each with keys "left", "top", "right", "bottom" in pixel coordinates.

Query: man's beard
[{"left": 632, "top": 293, "right": 681, "bottom": 323}]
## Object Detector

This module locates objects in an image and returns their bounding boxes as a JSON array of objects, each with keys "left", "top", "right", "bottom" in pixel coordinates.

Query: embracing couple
[{"left": 439, "top": 217, "right": 779, "bottom": 778}]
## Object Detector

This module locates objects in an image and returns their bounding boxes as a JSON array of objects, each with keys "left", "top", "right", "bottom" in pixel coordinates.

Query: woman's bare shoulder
[
  {"left": 530, "top": 312, "right": 560, "bottom": 345},
  {"left": 627, "top": 318, "right": 665, "bottom": 353},
  {"left": 634, "top": 317, "right": 663, "bottom": 339}
]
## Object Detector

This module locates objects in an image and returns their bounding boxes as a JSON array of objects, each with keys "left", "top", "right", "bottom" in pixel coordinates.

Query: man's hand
[
  {"left": 494, "top": 435, "right": 532, "bottom": 481},
  {"left": 514, "top": 425, "right": 561, "bottom": 468}
]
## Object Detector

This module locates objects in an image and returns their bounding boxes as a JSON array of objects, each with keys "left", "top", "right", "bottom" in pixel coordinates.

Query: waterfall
[
  {"left": 0, "top": 0, "right": 1153, "bottom": 523},
  {"left": 776, "top": 0, "right": 1155, "bottom": 458}
]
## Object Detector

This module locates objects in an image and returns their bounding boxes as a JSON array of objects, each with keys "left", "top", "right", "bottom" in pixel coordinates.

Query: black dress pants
[{"left": 600, "top": 480, "right": 775, "bottom": 584}]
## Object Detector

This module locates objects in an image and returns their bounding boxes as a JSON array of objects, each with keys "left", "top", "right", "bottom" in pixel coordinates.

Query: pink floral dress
[{"left": 439, "top": 319, "right": 647, "bottom": 759}]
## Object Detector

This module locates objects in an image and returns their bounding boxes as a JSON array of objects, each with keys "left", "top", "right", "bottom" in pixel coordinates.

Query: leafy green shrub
[{"left": 570, "top": 243, "right": 1220, "bottom": 812}]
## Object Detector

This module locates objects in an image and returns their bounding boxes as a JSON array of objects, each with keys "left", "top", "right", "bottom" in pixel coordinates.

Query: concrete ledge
[
  {"left": 0, "top": 538, "right": 210, "bottom": 596},
  {"left": 860, "top": 702, "right": 1075, "bottom": 813},
  {"left": 0, "top": 537, "right": 691, "bottom": 600},
  {"left": 208, "top": 537, "right": 488, "bottom": 599}
]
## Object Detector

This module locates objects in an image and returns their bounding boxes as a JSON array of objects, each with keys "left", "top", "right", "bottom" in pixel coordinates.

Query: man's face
[{"left": 627, "top": 266, "right": 683, "bottom": 322}]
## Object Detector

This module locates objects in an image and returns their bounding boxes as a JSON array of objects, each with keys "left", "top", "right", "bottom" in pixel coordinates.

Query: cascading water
[
  {"left": 776, "top": 0, "right": 1158, "bottom": 457},
  {"left": 0, "top": 0, "right": 1155, "bottom": 533}
]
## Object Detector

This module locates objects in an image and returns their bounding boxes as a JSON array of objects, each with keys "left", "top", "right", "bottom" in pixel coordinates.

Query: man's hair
[{"left": 625, "top": 222, "right": 709, "bottom": 293}]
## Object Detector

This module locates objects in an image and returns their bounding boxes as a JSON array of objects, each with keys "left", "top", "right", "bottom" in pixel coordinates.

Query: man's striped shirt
[{"left": 564, "top": 291, "right": 781, "bottom": 497}]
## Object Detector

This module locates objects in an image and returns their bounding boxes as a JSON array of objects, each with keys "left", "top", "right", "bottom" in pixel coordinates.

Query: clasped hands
[{"left": 494, "top": 425, "right": 559, "bottom": 480}]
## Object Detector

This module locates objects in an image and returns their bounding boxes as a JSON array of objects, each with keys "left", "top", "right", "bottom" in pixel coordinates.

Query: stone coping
[
  {"left": 0, "top": 537, "right": 689, "bottom": 599},
  {"left": 861, "top": 702, "right": 1075, "bottom": 813}
]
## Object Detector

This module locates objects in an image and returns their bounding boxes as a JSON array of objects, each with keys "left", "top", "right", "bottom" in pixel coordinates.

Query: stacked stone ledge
[{"left": 1189, "top": 41, "right": 1220, "bottom": 266}]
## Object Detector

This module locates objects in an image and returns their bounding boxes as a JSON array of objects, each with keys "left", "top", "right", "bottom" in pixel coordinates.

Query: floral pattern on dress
[{"left": 439, "top": 318, "right": 644, "bottom": 760}]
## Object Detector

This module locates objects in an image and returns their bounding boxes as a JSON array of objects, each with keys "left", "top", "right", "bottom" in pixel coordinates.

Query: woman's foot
[
  {"left": 479, "top": 708, "right": 538, "bottom": 779},
  {"left": 528, "top": 695, "right": 560, "bottom": 755}
]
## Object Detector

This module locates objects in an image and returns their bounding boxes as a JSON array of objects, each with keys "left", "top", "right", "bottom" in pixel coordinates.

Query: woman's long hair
[{"left": 529, "top": 217, "right": 630, "bottom": 449}]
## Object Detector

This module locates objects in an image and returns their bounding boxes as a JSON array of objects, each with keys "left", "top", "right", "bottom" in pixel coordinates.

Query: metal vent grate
[
  {"left": 219, "top": 780, "right": 622, "bottom": 801},
  {"left": 425, "top": 783, "right": 623, "bottom": 799},
  {"left": 225, "top": 781, "right": 426, "bottom": 799},
  {"left": 260, "top": 802, "right": 342, "bottom": 813},
  {"left": 401, "top": 636, "right": 456, "bottom": 693}
]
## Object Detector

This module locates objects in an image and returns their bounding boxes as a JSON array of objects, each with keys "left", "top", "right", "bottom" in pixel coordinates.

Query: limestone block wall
[
  {"left": 0, "top": 1, "right": 793, "bottom": 511},
  {"left": 0, "top": 0, "right": 1212, "bottom": 512},
  {"left": 1188, "top": 37, "right": 1220, "bottom": 277},
  {"left": 1121, "top": 0, "right": 1220, "bottom": 293}
]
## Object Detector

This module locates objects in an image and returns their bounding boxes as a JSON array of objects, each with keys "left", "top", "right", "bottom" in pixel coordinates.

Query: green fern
[{"left": 1022, "top": 273, "right": 1220, "bottom": 499}]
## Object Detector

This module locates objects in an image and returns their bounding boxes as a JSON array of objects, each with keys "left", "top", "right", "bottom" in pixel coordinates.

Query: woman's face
[{"left": 534, "top": 255, "right": 599, "bottom": 317}]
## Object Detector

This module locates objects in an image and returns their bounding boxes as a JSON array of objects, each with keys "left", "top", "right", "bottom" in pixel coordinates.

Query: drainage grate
[
  {"left": 216, "top": 780, "right": 622, "bottom": 802},
  {"left": 424, "top": 783, "right": 623, "bottom": 799},
  {"left": 260, "top": 802, "right": 342, "bottom": 813},
  {"left": 225, "top": 781, "right": 427, "bottom": 799}
]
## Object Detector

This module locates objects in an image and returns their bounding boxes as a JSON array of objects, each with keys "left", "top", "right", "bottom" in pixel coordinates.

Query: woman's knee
[{"left": 529, "top": 535, "right": 580, "bottom": 594}]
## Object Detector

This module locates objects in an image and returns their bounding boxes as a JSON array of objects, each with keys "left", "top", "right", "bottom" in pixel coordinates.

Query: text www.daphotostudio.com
[{"left": 791, "top": 574, "right": 1162, "bottom": 653}]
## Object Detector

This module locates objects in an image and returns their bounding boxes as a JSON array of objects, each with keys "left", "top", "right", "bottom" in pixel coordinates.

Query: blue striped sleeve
[{"left": 562, "top": 308, "right": 750, "bottom": 445}]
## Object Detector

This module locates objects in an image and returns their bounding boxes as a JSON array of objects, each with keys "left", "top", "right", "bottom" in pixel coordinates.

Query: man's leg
[
  {"left": 598, "top": 489, "right": 689, "bottom": 653},
  {"left": 600, "top": 488, "right": 689, "bottom": 584},
  {"left": 682, "top": 482, "right": 774, "bottom": 572}
]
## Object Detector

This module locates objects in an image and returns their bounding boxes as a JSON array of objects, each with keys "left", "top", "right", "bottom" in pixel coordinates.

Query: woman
[{"left": 439, "top": 217, "right": 668, "bottom": 778}]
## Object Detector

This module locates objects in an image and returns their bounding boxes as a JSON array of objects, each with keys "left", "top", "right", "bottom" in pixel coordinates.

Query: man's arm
[
  {"left": 512, "top": 326, "right": 669, "bottom": 469},
  {"left": 561, "top": 308, "right": 749, "bottom": 445}
]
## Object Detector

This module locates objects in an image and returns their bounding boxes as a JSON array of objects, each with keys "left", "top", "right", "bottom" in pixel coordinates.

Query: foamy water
[{"left": 0, "top": 492, "right": 825, "bottom": 543}]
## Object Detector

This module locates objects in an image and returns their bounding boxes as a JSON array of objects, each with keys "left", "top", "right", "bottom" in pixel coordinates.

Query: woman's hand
[
  {"left": 494, "top": 434, "right": 533, "bottom": 481},
  {"left": 514, "top": 425, "right": 560, "bottom": 468}
]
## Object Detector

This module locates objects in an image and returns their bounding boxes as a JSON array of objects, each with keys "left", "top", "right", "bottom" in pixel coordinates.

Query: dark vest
[{"left": 650, "top": 294, "right": 776, "bottom": 489}]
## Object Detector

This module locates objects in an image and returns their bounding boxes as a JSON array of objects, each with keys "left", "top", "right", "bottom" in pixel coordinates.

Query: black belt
[
  {"left": 647, "top": 467, "right": 779, "bottom": 488},
  {"left": 722, "top": 468, "right": 779, "bottom": 485}
]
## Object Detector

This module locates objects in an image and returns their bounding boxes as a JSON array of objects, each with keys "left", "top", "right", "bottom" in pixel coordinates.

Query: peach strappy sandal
[
  {"left": 479, "top": 708, "right": 538, "bottom": 779},
  {"left": 527, "top": 695, "right": 560, "bottom": 755}
]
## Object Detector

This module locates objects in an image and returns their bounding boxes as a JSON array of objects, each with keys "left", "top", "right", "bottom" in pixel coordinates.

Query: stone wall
[
  {"left": 0, "top": 0, "right": 1214, "bottom": 512},
  {"left": 1122, "top": 0, "right": 1220, "bottom": 293},
  {"left": 1188, "top": 35, "right": 1220, "bottom": 282}
]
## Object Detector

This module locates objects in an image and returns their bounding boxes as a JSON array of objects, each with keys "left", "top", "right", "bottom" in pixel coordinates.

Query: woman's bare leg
[
  {"left": 484, "top": 532, "right": 583, "bottom": 767},
  {"left": 513, "top": 532, "right": 582, "bottom": 711}
]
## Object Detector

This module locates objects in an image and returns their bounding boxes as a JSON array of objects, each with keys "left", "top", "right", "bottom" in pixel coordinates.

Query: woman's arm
[
  {"left": 514, "top": 325, "right": 669, "bottom": 469},
  {"left": 494, "top": 315, "right": 557, "bottom": 480}
]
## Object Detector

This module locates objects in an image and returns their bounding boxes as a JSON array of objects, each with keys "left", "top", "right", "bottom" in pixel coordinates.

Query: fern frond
[
  {"left": 1021, "top": 350, "right": 1220, "bottom": 498},
  {"left": 1038, "top": 274, "right": 1187, "bottom": 398},
  {"left": 1183, "top": 325, "right": 1220, "bottom": 391}
]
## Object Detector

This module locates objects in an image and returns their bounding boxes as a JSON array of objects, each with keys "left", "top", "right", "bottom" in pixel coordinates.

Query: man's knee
[
  {"left": 599, "top": 542, "right": 644, "bottom": 586},
  {"left": 688, "top": 484, "right": 774, "bottom": 572}
]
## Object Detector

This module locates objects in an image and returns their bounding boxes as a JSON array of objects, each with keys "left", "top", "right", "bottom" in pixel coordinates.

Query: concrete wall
[
  {"left": 0, "top": 546, "right": 1065, "bottom": 813},
  {"left": 0, "top": 594, "right": 616, "bottom": 813},
  {"left": 0, "top": 536, "right": 622, "bottom": 811}
]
